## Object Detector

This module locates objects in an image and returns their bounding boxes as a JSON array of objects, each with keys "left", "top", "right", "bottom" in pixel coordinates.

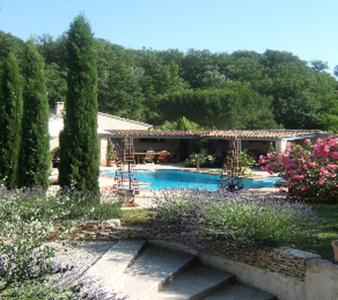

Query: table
[{"left": 134, "top": 152, "right": 160, "bottom": 164}]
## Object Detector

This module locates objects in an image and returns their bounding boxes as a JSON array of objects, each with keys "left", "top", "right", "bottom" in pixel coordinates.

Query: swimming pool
[{"left": 102, "top": 169, "right": 279, "bottom": 191}]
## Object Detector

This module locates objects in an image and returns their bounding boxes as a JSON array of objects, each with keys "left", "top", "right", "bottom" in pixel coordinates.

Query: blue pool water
[{"left": 102, "top": 169, "right": 279, "bottom": 191}]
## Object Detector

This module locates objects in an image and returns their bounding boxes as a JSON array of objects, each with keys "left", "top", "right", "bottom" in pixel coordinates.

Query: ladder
[{"left": 115, "top": 136, "right": 139, "bottom": 202}]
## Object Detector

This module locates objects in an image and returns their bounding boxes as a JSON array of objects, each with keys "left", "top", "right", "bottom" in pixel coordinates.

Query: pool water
[{"left": 102, "top": 169, "right": 279, "bottom": 191}]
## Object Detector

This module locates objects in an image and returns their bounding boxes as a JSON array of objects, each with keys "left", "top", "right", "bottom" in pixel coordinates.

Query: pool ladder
[{"left": 115, "top": 136, "right": 139, "bottom": 202}]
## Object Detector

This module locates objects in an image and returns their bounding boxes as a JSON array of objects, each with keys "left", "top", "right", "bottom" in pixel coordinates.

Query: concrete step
[
  {"left": 150, "top": 265, "right": 234, "bottom": 300},
  {"left": 204, "top": 282, "right": 275, "bottom": 300},
  {"left": 51, "top": 241, "right": 115, "bottom": 288},
  {"left": 117, "top": 246, "right": 195, "bottom": 299},
  {"left": 83, "top": 240, "right": 146, "bottom": 292}
]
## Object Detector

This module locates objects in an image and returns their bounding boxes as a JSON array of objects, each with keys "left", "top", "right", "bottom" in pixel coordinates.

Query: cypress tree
[
  {"left": 0, "top": 51, "right": 23, "bottom": 188},
  {"left": 59, "top": 15, "right": 99, "bottom": 192},
  {"left": 18, "top": 41, "right": 50, "bottom": 188}
]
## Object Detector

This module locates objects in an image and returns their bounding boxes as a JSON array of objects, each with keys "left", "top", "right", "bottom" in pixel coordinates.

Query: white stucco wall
[
  {"left": 97, "top": 113, "right": 152, "bottom": 130},
  {"left": 99, "top": 138, "right": 108, "bottom": 166}
]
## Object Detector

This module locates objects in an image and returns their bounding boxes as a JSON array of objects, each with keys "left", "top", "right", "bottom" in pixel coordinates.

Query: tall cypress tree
[
  {"left": 59, "top": 15, "right": 99, "bottom": 192},
  {"left": 18, "top": 41, "right": 50, "bottom": 188},
  {"left": 0, "top": 51, "right": 23, "bottom": 188}
]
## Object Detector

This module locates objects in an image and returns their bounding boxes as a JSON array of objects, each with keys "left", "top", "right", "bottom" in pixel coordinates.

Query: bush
[
  {"left": 154, "top": 191, "right": 315, "bottom": 247},
  {"left": 186, "top": 153, "right": 214, "bottom": 170},
  {"left": 0, "top": 219, "right": 54, "bottom": 287},
  {"left": 0, "top": 279, "right": 80, "bottom": 300},
  {"left": 239, "top": 150, "right": 257, "bottom": 175},
  {"left": 0, "top": 188, "right": 122, "bottom": 223},
  {"left": 0, "top": 188, "right": 122, "bottom": 292},
  {"left": 259, "top": 136, "right": 338, "bottom": 202}
]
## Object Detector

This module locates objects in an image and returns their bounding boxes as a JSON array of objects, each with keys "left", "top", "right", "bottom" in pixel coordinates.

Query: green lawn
[
  {"left": 295, "top": 204, "right": 338, "bottom": 260},
  {"left": 121, "top": 208, "right": 153, "bottom": 226}
]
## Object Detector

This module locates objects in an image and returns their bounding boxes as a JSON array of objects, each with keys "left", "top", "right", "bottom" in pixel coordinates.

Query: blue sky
[{"left": 0, "top": 0, "right": 337, "bottom": 71}]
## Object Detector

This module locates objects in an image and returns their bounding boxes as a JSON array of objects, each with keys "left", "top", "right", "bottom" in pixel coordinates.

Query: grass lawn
[
  {"left": 295, "top": 204, "right": 338, "bottom": 260},
  {"left": 121, "top": 208, "right": 153, "bottom": 226}
]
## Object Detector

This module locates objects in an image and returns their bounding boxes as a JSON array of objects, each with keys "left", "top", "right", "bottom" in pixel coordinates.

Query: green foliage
[
  {"left": 186, "top": 153, "right": 214, "bottom": 170},
  {"left": 45, "top": 63, "right": 67, "bottom": 108},
  {"left": 238, "top": 150, "right": 257, "bottom": 175},
  {"left": 31, "top": 31, "right": 338, "bottom": 131},
  {"left": 176, "top": 116, "right": 199, "bottom": 131},
  {"left": 59, "top": 15, "right": 99, "bottom": 192},
  {"left": 120, "top": 208, "right": 153, "bottom": 226},
  {"left": 0, "top": 279, "right": 79, "bottom": 300},
  {"left": 0, "top": 219, "right": 54, "bottom": 286},
  {"left": 0, "top": 51, "right": 23, "bottom": 188},
  {"left": 0, "top": 189, "right": 122, "bottom": 224},
  {"left": 156, "top": 116, "right": 200, "bottom": 131},
  {"left": 202, "top": 200, "right": 312, "bottom": 246},
  {"left": 154, "top": 191, "right": 315, "bottom": 247},
  {"left": 160, "top": 86, "right": 278, "bottom": 129},
  {"left": 17, "top": 41, "right": 50, "bottom": 189},
  {"left": 0, "top": 188, "right": 121, "bottom": 297},
  {"left": 0, "top": 31, "right": 23, "bottom": 62},
  {"left": 86, "top": 202, "right": 122, "bottom": 220},
  {"left": 106, "top": 139, "right": 117, "bottom": 161}
]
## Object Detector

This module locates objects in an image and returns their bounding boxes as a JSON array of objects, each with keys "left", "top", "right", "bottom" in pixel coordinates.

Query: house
[
  {"left": 108, "top": 129, "right": 327, "bottom": 166},
  {"left": 48, "top": 102, "right": 152, "bottom": 166},
  {"left": 49, "top": 102, "right": 328, "bottom": 167}
]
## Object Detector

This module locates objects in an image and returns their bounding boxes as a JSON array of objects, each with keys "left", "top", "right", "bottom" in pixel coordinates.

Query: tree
[
  {"left": 160, "top": 84, "right": 277, "bottom": 129},
  {"left": 59, "top": 15, "right": 99, "bottom": 192},
  {"left": 0, "top": 51, "right": 23, "bottom": 188},
  {"left": 176, "top": 116, "right": 199, "bottom": 131},
  {"left": 45, "top": 63, "right": 67, "bottom": 109},
  {"left": 17, "top": 41, "right": 49, "bottom": 188},
  {"left": 310, "top": 60, "right": 328, "bottom": 72}
]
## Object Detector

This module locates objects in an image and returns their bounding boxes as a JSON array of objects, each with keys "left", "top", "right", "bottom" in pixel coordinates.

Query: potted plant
[
  {"left": 332, "top": 240, "right": 338, "bottom": 262},
  {"left": 106, "top": 139, "right": 117, "bottom": 167}
]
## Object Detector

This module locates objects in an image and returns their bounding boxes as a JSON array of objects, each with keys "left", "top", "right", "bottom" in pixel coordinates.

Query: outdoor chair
[
  {"left": 143, "top": 150, "right": 155, "bottom": 163},
  {"left": 158, "top": 150, "right": 169, "bottom": 163}
]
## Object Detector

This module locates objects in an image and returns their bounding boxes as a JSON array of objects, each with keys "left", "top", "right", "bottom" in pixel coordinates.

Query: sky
[{"left": 0, "top": 0, "right": 337, "bottom": 72}]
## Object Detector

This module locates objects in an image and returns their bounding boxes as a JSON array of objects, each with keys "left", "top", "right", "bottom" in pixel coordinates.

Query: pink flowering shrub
[{"left": 259, "top": 136, "right": 338, "bottom": 202}]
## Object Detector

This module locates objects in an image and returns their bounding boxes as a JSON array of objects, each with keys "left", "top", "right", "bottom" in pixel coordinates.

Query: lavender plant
[
  {"left": 0, "top": 187, "right": 122, "bottom": 298},
  {"left": 153, "top": 191, "right": 316, "bottom": 247}
]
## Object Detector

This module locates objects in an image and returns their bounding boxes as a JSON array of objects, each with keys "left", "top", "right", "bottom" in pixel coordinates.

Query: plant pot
[{"left": 332, "top": 240, "right": 338, "bottom": 262}]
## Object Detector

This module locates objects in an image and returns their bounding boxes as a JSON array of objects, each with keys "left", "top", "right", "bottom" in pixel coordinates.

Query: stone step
[
  {"left": 83, "top": 240, "right": 146, "bottom": 292},
  {"left": 51, "top": 241, "right": 116, "bottom": 288},
  {"left": 116, "top": 246, "right": 196, "bottom": 299},
  {"left": 150, "top": 265, "right": 234, "bottom": 300},
  {"left": 204, "top": 283, "right": 275, "bottom": 300}
]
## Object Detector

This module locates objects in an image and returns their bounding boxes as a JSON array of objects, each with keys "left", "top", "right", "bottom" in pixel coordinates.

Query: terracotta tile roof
[
  {"left": 108, "top": 130, "right": 199, "bottom": 138},
  {"left": 199, "top": 130, "right": 325, "bottom": 139},
  {"left": 108, "top": 129, "right": 326, "bottom": 140}
]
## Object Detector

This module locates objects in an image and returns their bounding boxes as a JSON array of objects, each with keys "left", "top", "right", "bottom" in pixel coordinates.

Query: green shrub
[
  {"left": 86, "top": 202, "right": 122, "bottom": 220},
  {"left": 0, "top": 279, "right": 79, "bottom": 300},
  {"left": 154, "top": 191, "right": 316, "bottom": 247},
  {"left": 0, "top": 219, "right": 54, "bottom": 287},
  {"left": 239, "top": 150, "right": 257, "bottom": 175},
  {"left": 186, "top": 153, "right": 214, "bottom": 170},
  {"left": 0, "top": 189, "right": 122, "bottom": 223}
]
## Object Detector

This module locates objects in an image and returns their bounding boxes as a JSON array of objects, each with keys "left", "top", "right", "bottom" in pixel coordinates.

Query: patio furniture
[
  {"left": 143, "top": 150, "right": 156, "bottom": 164},
  {"left": 158, "top": 150, "right": 169, "bottom": 163}
]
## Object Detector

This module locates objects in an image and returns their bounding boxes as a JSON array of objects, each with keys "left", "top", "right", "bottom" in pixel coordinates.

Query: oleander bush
[
  {"left": 259, "top": 136, "right": 338, "bottom": 202},
  {"left": 154, "top": 191, "right": 316, "bottom": 247}
]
